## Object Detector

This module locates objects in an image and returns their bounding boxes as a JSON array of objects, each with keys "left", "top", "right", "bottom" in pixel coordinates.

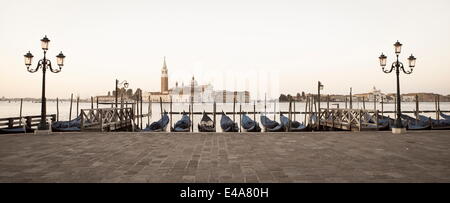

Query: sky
[{"left": 1, "top": 0, "right": 449, "bottom": 100}]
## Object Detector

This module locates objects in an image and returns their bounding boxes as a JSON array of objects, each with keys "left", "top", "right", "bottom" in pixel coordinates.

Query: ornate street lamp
[
  {"left": 115, "top": 79, "right": 129, "bottom": 107},
  {"left": 24, "top": 35, "right": 65, "bottom": 130},
  {"left": 379, "top": 41, "right": 416, "bottom": 134}
]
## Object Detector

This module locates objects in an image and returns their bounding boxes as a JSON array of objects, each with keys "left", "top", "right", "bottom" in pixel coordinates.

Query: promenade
[{"left": 1, "top": 131, "right": 449, "bottom": 183}]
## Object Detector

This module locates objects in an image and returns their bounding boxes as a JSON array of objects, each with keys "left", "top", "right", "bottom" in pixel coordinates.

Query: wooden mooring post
[
  {"left": 91, "top": 96, "right": 94, "bottom": 109},
  {"left": 76, "top": 96, "right": 80, "bottom": 117},
  {"left": 19, "top": 98, "right": 23, "bottom": 125},
  {"left": 304, "top": 96, "right": 308, "bottom": 125},
  {"left": 273, "top": 99, "right": 276, "bottom": 121},
  {"left": 233, "top": 97, "right": 236, "bottom": 122},
  {"left": 213, "top": 101, "right": 216, "bottom": 128},
  {"left": 169, "top": 96, "right": 172, "bottom": 131},
  {"left": 239, "top": 102, "right": 242, "bottom": 132},
  {"left": 253, "top": 101, "right": 256, "bottom": 122},
  {"left": 56, "top": 98, "right": 59, "bottom": 122},
  {"left": 69, "top": 93, "right": 73, "bottom": 121}
]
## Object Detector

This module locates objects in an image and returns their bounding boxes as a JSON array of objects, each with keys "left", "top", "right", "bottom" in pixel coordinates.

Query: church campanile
[{"left": 161, "top": 56, "right": 168, "bottom": 93}]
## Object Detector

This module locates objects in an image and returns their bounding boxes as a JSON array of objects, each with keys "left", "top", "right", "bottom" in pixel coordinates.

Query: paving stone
[{"left": 0, "top": 131, "right": 449, "bottom": 182}]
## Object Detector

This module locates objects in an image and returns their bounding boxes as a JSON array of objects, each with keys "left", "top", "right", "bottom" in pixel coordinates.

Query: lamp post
[
  {"left": 379, "top": 41, "right": 417, "bottom": 134},
  {"left": 115, "top": 79, "right": 129, "bottom": 108},
  {"left": 317, "top": 81, "right": 324, "bottom": 130},
  {"left": 24, "top": 35, "right": 66, "bottom": 130}
]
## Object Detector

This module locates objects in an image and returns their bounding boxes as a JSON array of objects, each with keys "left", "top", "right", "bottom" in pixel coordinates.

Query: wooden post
[
  {"left": 264, "top": 93, "right": 267, "bottom": 115},
  {"left": 91, "top": 96, "right": 94, "bottom": 109},
  {"left": 213, "top": 101, "right": 216, "bottom": 128},
  {"left": 438, "top": 95, "right": 441, "bottom": 121},
  {"left": 415, "top": 94, "right": 419, "bottom": 121},
  {"left": 80, "top": 109, "right": 84, "bottom": 131},
  {"left": 169, "top": 96, "right": 172, "bottom": 131},
  {"left": 349, "top": 87, "right": 353, "bottom": 109},
  {"left": 327, "top": 95, "right": 330, "bottom": 119},
  {"left": 253, "top": 101, "right": 256, "bottom": 122},
  {"left": 160, "top": 97, "right": 163, "bottom": 119},
  {"left": 375, "top": 110, "right": 379, "bottom": 130},
  {"left": 69, "top": 93, "right": 73, "bottom": 121},
  {"left": 304, "top": 96, "right": 308, "bottom": 125},
  {"left": 76, "top": 96, "right": 79, "bottom": 117},
  {"left": 362, "top": 97, "right": 365, "bottom": 110},
  {"left": 373, "top": 95, "right": 376, "bottom": 112},
  {"left": 381, "top": 97, "right": 384, "bottom": 117},
  {"left": 56, "top": 98, "right": 59, "bottom": 122},
  {"left": 327, "top": 95, "right": 330, "bottom": 110},
  {"left": 288, "top": 98, "right": 292, "bottom": 132},
  {"left": 345, "top": 96, "right": 348, "bottom": 109},
  {"left": 239, "top": 103, "right": 242, "bottom": 132},
  {"left": 293, "top": 100, "right": 296, "bottom": 121},
  {"left": 233, "top": 97, "right": 236, "bottom": 123},
  {"left": 18, "top": 98, "right": 23, "bottom": 126},
  {"left": 273, "top": 99, "right": 276, "bottom": 121},
  {"left": 435, "top": 96, "right": 439, "bottom": 121},
  {"left": 121, "top": 93, "right": 124, "bottom": 109},
  {"left": 96, "top": 97, "right": 99, "bottom": 109},
  {"left": 140, "top": 92, "right": 143, "bottom": 129},
  {"left": 358, "top": 109, "right": 362, "bottom": 131},
  {"left": 191, "top": 98, "right": 194, "bottom": 133},
  {"left": 99, "top": 109, "right": 104, "bottom": 132}
]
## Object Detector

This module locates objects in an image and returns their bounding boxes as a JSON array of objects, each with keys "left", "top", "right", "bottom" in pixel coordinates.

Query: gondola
[
  {"left": 440, "top": 112, "right": 450, "bottom": 120},
  {"left": 142, "top": 112, "right": 169, "bottom": 132},
  {"left": 418, "top": 115, "right": 450, "bottom": 130},
  {"left": 220, "top": 112, "right": 239, "bottom": 132},
  {"left": 241, "top": 113, "right": 261, "bottom": 132},
  {"left": 260, "top": 115, "right": 284, "bottom": 132},
  {"left": 51, "top": 116, "right": 81, "bottom": 132},
  {"left": 399, "top": 114, "right": 431, "bottom": 130},
  {"left": 280, "top": 114, "right": 308, "bottom": 132},
  {"left": 171, "top": 112, "right": 191, "bottom": 132},
  {"left": 376, "top": 114, "right": 409, "bottom": 130},
  {"left": 198, "top": 111, "right": 216, "bottom": 132},
  {"left": 0, "top": 126, "right": 34, "bottom": 134}
]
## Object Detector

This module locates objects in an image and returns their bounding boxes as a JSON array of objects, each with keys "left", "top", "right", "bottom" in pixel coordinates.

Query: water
[{"left": 1, "top": 100, "right": 448, "bottom": 132}]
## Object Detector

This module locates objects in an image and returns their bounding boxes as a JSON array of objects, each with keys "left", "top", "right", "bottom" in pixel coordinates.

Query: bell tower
[{"left": 161, "top": 56, "right": 168, "bottom": 93}]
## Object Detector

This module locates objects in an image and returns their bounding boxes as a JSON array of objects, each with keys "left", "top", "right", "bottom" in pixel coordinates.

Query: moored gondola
[
  {"left": 171, "top": 112, "right": 191, "bottom": 132},
  {"left": 220, "top": 112, "right": 239, "bottom": 132},
  {"left": 241, "top": 113, "right": 261, "bottom": 132},
  {"left": 142, "top": 112, "right": 169, "bottom": 132},
  {"left": 440, "top": 112, "right": 450, "bottom": 120},
  {"left": 0, "top": 126, "right": 34, "bottom": 134},
  {"left": 418, "top": 114, "right": 450, "bottom": 130},
  {"left": 198, "top": 111, "right": 216, "bottom": 132},
  {"left": 280, "top": 114, "right": 308, "bottom": 132},
  {"left": 260, "top": 115, "right": 284, "bottom": 132},
  {"left": 51, "top": 116, "right": 81, "bottom": 132}
]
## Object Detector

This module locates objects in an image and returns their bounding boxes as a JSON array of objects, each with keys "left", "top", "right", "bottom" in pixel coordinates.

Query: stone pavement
[{"left": 1, "top": 131, "right": 449, "bottom": 183}]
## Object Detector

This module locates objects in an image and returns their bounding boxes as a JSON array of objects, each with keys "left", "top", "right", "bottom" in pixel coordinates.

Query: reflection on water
[{"left": 1, "top": 101, "right": 448, "bottom": 132}]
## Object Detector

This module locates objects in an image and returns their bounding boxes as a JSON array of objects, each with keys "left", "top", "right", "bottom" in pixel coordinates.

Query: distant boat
[
  {"left": 260, "top": 115, "right": 284, "bottom": 132},
  {"left": 280, "top": 114, "right": 308, "bottom": 132},
  {"left": 171, "top": 112, "right": 191, "bottom": 132},
  {"left": 198, "top": 111, "right": 216, "bottom": 132},
  {"left": 142, "top": 112, "right": 169, "bottom": 132},
  {"left": 241, "top": 113, "right": 261, "bottom": 132},
  {"left": 220, "top": 112, "right": 239, "bottom": 132}
]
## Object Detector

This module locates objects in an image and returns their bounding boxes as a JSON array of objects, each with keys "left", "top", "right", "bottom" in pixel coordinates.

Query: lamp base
[
  {"left": 34, "top": 129, "right": 52, "bottom": 135},
  {"left": 392, "top": 128, "right": 406, "bottom": 134}
]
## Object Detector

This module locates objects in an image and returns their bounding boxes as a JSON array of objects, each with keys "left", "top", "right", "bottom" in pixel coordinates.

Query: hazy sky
[{"left": 1, "top": 0, "right": 449, "bottom": 99}]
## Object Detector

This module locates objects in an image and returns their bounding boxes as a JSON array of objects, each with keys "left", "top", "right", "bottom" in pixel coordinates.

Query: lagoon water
[{"left": 1, "top": 100, "right": 448, "bottom": 132}]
